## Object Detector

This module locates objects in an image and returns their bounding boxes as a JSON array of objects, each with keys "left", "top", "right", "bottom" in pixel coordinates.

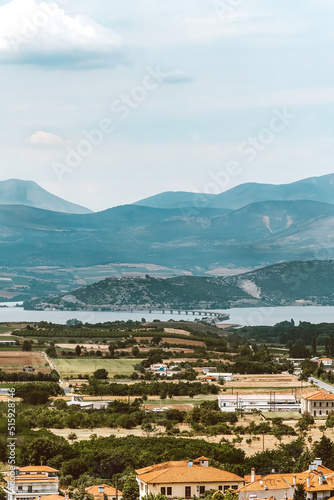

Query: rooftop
[
  {"left": 86, "top": 485, "right": 123, "bottom": 497},
  {"left": 303, "top": 391, "right": 334, "bottom": 401},
  {"left": 136, "top": 459, "right": 243, "bottom": 485},
  {"left": 19, "top": 466, "right": 59, "bottom": 473}
]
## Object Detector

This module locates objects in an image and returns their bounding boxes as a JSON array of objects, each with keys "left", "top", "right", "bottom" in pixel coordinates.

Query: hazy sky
[{"left": 0, "top": 0, "right": 333, "bottom": 211}]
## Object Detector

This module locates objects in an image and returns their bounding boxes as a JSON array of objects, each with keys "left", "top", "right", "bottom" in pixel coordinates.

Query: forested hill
[{"left": 24, "top": 260, "right": 334, "bottom": 310}]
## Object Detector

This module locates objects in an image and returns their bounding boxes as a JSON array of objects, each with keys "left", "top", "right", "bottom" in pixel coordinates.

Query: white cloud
[
  {"left": 28, "top": 130, "right": 66, "bottom": 146},
  {"left": 0, "top": 0, "right": 125, "bottom": 68}
]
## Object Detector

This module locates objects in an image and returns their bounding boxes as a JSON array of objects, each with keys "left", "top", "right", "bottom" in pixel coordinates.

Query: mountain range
[
  {"left": 135, "top": 173, "right": 334, "bottom": 210},
  {"left": 1, "top": 174, "right": 334, "bottom": 302},
  {"left": 24, "top": 260, "right": 334, "bottom": 310}
]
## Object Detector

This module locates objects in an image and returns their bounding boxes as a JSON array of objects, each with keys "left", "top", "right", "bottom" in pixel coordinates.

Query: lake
[{"left": 1, "top": 303, "right": 334, "bottom": 326}]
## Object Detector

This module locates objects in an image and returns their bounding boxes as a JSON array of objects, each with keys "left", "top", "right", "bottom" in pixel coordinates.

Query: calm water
[{"left": 1, "top": 303, "right": 334, "bottom": 326}]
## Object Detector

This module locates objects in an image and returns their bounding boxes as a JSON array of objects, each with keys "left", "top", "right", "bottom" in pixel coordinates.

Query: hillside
[
  {"left": 24, "top": 275, "right": 251, "bottom": 310},
  {"left": 24, "top": 260, "right": 334, "bottom": 310},
  {"left": 135, "top": 173, "right": 334, "bottom": 210},
  {"left": 1, "top": 200, "right": 334, "bottom": 272},
  {"left": 0, "top": 179, "right": 92, "bottom": 214},
  {"left": 226, "top": 260, "right": 334, "bottom": 305}
]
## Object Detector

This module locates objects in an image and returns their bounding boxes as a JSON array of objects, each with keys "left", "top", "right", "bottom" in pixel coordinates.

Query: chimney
[
  {"left": 293, "top": 475, "right": 296, "bottom": 486},
  {"left": 307, "top": 476, "right": 311, "bottom": 489},
  {"left": 251, "top": 469, "right": 256, "bottom": 483},
  {"left": 65, "top": 491, "right": 70, "bottom": 500},
  {"left": 319, "top": 475, "right": 323, "bottom": 486}
]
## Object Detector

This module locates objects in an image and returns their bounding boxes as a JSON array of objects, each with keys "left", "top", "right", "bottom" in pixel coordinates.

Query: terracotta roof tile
[
  {"left": 33, "top": 496, "right": 64, "bottom": 500},
  {"left": 303, "top": 391, "right": 334, "bottom": 401},
  {"left": 86, "top": 485, "right": 123, "bottom": 497},
  {"left": 20, "top": 466, "right": 59, "bottom": 472},
  {"left": 138, "top": 466, "right": 243, "bottom": 484}
]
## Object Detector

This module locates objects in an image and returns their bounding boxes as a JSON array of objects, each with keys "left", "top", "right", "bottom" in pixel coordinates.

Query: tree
[
  {"left": 223, "top": 491, "right": 238, "bottom": 500},
  {"left": 75, "top": 345, "right": 82, "bottom": 356},
  {"left": 22, "top": 340, "right": 32, "bottom": 351},
  {"left": 289, "top": 345, "right": 310, "bottom": 359},
  {"left": 132, "top": 346, "right": 140, "bottom": 357},
  {"left": 326, "top": 411, "right": 334, "bottom": 428},
  {"left": 68, "top": 432, "right": 78, "bottom": 443},
  {"left": 212, "top": 492, "right": 224, "bottom": 500},
  {"left": 311, "top": 337, "right": 317, "bottom": 356},
  {"left": 46, "top": 346, "right": 58, "bottom": 358},
  {"left": 122, "top": 474, "right": 139, "bottom": 500},
  {"left": 73, "top": 487, "right": 94, "bottom": 500},
  {"left": 151, "top": 335, "right": 162, "bottom": 346},
  {"left": 297, "top": 413, "right": 314, "bottom": 432},
  {"left": 142, "top": 494, "right": 167, "bottom": 500},
  {"left": 293, "top": 484, "right": 306, "bottom": 500},
  {"left": 312, "top": 435, "right": 334, "bottom": 469},
  {"left": 53, "top": 399, "right": 68, "bottom": 410},
  {"left": 108, "top": 344, "right": 115, "bottom": 356},
  {"left": 93, "top": 368, "right": 108, "bottom": 379}
]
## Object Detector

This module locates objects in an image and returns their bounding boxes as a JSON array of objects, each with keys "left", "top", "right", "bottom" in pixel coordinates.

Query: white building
[
  {"left": 4, "top": 466, "right": 59, "bottom": 500},
  {"left": 238, "top": 459, "right": 334, "bottom": 500},
  {"left": 301, "top": 391, "right": 334, "bottom": 416},
  {"left": 136, "top": 457, "right": 244, "bottom": 500},
  {"left": 218, "top": 393, "right": 300, "bottom": 412}
]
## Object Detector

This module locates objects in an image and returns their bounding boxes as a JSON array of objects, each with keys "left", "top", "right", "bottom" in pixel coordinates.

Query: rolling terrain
[
  {"left": 24, "top": 260, "right": 334, "bottom": 310},
  {"left": 1, "top": 174, "right": 334, "bottom": 301},
  {"left": 135, "top": 173, "right": 334, "bottom": 210}
]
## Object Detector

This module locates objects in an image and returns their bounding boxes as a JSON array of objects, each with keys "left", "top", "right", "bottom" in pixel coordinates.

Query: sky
[{"left": 0, "top": 0, "right": 333, "bottom": 211}]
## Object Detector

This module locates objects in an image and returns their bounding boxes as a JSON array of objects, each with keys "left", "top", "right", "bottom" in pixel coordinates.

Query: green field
[{"left": 53, "top": 357, "right": 145, "bottom": 377}]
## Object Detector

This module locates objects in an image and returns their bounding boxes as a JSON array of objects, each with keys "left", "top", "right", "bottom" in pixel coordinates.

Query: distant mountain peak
[
  {"left": 0, "top": 179, "right": 92, "bottom": 214},
  {"left": 134, "top": 173, "right": 334, "bottom": 211}
]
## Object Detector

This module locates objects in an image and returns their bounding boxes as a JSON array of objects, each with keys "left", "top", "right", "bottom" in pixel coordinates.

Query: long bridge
[{"left": 108, "top": 308, "right": 230, "bottom": 321}]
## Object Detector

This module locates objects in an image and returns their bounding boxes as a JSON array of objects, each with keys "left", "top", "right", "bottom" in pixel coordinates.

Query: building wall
[
  {"left": 238, "top": 486, "right": 293, "bottom": 500},
  {"left": 301, "top": 398, "right": 334, "bottom": 416},
  {"left": 5, "top": 479, "right": 59, "bottom": 500},
  {"left": 138, "top": 480, "right": 244, "bottom": 500}
]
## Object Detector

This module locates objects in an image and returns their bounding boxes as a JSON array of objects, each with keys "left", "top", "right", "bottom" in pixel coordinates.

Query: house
[
  {"left": 203, "top": 373, "right": 233, "bottom": 382},
  {"left": 218, "top": 394, "right": 300, "bottom": 413},
  {"left": 0, "top": 340, "right": 17, "bottom": 346},
  {"left": 301, "top": 391, "right": 334, "bottom": 416},
  {"left": 4, "top": 466, "right": 59, "bottom": 500},
  {"left": 244, "top": 469, "right": 262, "bottom": 484},
  {"left": 238, "top": 460, "right": 334, "bottom": 500},
  {"left": 286, "top": 358, "right": 306, "bottom": 368},
  {"left": 317, "top": 358, "right": 333, "bottom": 369},
  {"left": 86, "top": 484, "right": 123, "bottom": 500},
  {"left": 150, "top": 364, "right": 167, "bottom": 372},
  {"left": 66, "top": 396, "right": 114, "bottom": 410},
  {"left": 136, "top": 457, "right": 244, "bottom": 500}
]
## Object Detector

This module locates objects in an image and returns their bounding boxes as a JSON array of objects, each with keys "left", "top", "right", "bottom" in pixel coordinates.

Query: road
[
  {"left": 309, "top": 376, "right": 334, "bottom": 394},
  {"left": 42, "top": 351, "right": 71, "bottom": 394}
]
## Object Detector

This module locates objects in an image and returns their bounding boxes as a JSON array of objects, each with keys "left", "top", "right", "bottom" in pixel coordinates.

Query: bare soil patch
[
  {"left": 163, "top": 328, "right": 191, "bottom": 336},
  {"left": 0, "top": 351, "right": 48, "bottom": 372}
]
